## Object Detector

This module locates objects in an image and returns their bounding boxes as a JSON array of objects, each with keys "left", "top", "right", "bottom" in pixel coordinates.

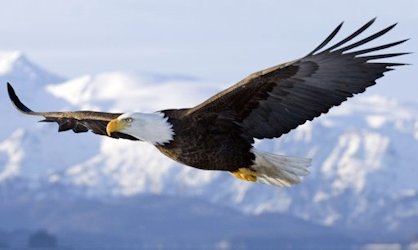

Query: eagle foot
[{"left": 231, "top": 168, "right": 257, "bottom": 182}]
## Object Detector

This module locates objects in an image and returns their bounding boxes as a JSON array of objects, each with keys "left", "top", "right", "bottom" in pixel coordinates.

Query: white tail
[{"left": 251, "top": 149, "right": 311, "bottom": 187}]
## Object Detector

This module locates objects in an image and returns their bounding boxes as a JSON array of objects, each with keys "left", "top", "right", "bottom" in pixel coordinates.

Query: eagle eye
[{"left": 123, "top": 117, "right": 133, "bottom": 123}]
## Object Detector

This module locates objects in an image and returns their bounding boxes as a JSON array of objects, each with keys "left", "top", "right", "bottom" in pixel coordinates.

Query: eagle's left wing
[{"left": 7, "top": 83, "right": 138, "bottom": 140}]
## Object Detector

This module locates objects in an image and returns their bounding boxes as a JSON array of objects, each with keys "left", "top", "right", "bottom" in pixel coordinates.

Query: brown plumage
[{"left": 7, "top": 19, "right": 408, "bottom": 186}]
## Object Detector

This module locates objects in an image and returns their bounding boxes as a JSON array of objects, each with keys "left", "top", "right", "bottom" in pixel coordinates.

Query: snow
[
  {"left": 363, "top": 133, "right": 389, "bottom": 169},
  {"left": 46, "top": 75, "right": 94, "bottom": 108},
  {"left": 366, "top": 115, "right": 387, "bottom": 129},
  {"left": 46, "top": 71, "right": 219, "bottom": 112},
  {"left": 362, "top": 243, "right": 402, "bottom": 250},
  {"left": 1, "top": 51, "right": 418, "bottom": 233},
  {"left": 176, "top": 168, "right": 219, "bottom": 189},
  {"left": 0, "top": 51, "right": 23, "bottom": 74},
  {"left": 414, "top": 121, "right": 418, "bottom": 140},
  {"left": 313, "top": 191, "right": 329, "bottom": 203},
  {"left": 0, "top": 129, "right": 25, "bottom": 181},
  {"left": 323, "top": 209, "right": 340, "bottom": 226}
]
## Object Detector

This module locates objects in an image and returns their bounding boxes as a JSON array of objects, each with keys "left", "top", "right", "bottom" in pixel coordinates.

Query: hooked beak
[{"left": 106, "top": 119, "right": 125, "bottom": 136}]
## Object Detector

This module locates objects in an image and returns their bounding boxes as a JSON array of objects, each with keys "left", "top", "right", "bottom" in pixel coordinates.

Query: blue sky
[{"left": 1, "top": 0, "right": 417, "bottom": 101}]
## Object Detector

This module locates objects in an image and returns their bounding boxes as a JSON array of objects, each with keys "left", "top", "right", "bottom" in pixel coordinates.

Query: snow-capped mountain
[
  {"left": 0, "top": 51, "right": 66, "bottom": 182},
  {"left": 1, "top": 52, "right": 417, "bottom": 238}
]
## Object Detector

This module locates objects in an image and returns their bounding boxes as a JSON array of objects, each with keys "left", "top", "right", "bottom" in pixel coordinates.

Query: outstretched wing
[
  {"left": 186, "top": 18, "right": 409, "bottom": 139},
  {"left": 7, "top": 83, "right": 138, "bottom": 141}
]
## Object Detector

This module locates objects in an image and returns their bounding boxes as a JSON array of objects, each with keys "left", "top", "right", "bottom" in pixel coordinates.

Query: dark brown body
[{"left": 156, "top": 109, "right": 255, "bottom": 172}]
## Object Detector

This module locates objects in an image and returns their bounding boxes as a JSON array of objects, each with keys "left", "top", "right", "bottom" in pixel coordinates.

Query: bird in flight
[{"left": 7, "top": 19, "right": 408, "bottom": 187}]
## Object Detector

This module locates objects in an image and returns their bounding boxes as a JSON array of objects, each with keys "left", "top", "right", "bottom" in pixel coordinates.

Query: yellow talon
[{"left": 231, "top": 168, "right": 257, "bottom": 182}]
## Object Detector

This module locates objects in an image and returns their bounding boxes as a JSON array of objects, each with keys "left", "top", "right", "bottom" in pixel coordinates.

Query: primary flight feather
[{"left": 7, "top": 19, "right": 408, "bottom": 186}]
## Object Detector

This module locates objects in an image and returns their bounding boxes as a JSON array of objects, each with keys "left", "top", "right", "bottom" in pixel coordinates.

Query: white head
[{"left": 106, "top": 112, "right": 174, "bottom": 145}]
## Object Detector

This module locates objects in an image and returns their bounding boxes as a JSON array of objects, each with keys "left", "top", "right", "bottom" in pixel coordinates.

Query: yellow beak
[{"left": 106, "top": 119, "right": 125, "bottom": 136}]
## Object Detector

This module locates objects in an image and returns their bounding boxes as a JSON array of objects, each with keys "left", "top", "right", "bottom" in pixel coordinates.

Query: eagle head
[{"left": 106, "top": 112, "right": 174, "bottom": 145}]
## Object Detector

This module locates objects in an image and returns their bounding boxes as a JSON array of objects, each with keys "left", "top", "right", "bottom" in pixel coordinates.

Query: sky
[{"left": 0, "top": 0, "right": 417, "bottom": 101}]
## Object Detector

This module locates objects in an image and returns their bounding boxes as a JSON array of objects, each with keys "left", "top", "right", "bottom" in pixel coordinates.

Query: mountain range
[{"left": 0, "top": 51, "right": 417, "bottom": 247}]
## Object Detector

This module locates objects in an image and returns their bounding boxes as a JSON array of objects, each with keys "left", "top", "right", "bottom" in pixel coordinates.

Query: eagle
[{"left": 7, "top": 19, "right": 408, "bottom": 187}]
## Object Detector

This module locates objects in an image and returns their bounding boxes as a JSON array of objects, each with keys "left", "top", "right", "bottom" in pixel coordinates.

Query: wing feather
[
  {"left": 334, "top": 23, "right": 397, "bottom": 53},
  {"left": 307, "top": 21, "right": 344, "bottom": 55},
  {"left": 323, "top": 18, "right": 376, "bottom": 52}
]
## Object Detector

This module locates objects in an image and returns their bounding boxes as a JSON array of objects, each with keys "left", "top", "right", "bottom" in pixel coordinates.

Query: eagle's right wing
[
  {"left": 185, "top": 19, "right": 408, "bottom": 140},
  {"left": 7, "top": 83, "right": 138, "bottom": 140}
]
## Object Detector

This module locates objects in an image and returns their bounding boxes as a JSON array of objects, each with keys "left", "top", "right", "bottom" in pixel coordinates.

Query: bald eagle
[{"left": 8, "top": 19, "right": 408, "bottom": 186}]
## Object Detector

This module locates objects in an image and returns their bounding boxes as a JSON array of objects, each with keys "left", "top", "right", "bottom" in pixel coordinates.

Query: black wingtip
[
  {"left": 7, "top": 82, "right": 34, "bottom": 113},
  {"left": 7, "top": 82, "right": 13, "bottom": 95},
  {"left": 307, "top": 21, "right": 344, "bottom": 56}
]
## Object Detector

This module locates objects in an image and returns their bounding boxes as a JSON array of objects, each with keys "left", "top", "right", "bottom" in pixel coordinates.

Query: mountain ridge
[{"left": 1, "top": 52, "right": 417, "bottom": 240}]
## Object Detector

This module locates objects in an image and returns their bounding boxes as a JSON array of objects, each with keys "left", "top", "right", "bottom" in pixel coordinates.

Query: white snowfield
[{"left": 1, "top": 51, "right": 418, "bottom": 231}]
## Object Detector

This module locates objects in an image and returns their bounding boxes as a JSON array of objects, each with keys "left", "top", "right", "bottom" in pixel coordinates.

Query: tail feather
[{"left": 251, "top": 149, "right": 311, "bottom": 187}]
